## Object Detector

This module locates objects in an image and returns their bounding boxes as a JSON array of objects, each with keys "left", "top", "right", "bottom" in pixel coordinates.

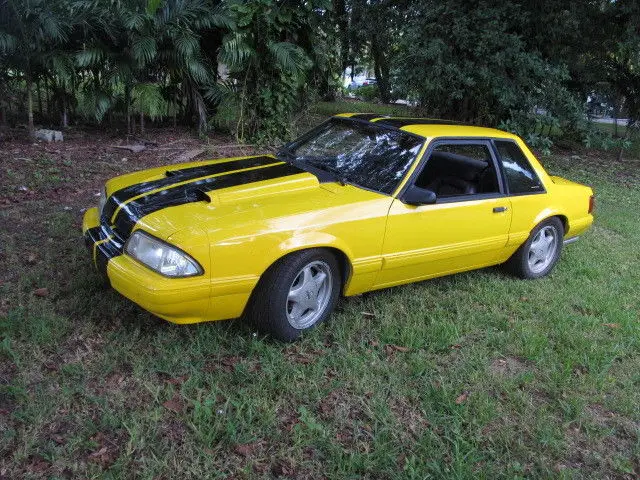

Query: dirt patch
[
  {"left": 59, "top": 332, "right": 106, "bottom": 365},
  {"left": 85, "top": 430, "right": 127, "bottom": 469},
  {"left": 561, "top": 405, "right": 639, "bottom": 478},
  {"left": 489, "top": 356, "right": 533, "bottom": 377},
  {"left": 388, "top": 397, "right": 431, "bottom": 441},
  {"left": 0, "top": 126, "right": 262, "bottom": 222},
  {"left": 585, "top": 404, "right": 640, "bottom": 438},
  {"left": 317, "top": 388, "right": 367, "bottom": 423},
  {"left": 158, "top": 419, "right": 188, "bottom": 445}
]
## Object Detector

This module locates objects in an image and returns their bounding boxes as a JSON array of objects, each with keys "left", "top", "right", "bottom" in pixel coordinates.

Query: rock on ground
[{"left": 35, "top": 129, "right": 64, "bottom": 142}]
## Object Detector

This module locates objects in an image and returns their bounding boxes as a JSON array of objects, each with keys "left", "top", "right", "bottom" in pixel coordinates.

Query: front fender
[{"left": 277, "top": 231, "right": 356, "bottom": 263}]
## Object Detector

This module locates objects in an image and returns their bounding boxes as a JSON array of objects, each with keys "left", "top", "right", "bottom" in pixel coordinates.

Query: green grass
[{"left": 1, "top": 137, "right": 639, "bottom": 478}]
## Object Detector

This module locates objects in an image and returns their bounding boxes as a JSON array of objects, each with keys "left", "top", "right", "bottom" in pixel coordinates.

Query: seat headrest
[{"left": 429, "top": 151, "right": 487, "bottom": 181}]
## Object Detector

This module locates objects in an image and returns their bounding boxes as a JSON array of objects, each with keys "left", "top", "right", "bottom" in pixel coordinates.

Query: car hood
[{"left": 101, "top": 155, "right": 389, "bottom": 244}]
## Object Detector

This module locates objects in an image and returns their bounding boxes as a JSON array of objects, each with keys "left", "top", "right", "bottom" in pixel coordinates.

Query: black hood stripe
[
  {"left": 85, "top": 225, "right": 123, "bottom": 277},
  {"left": 112, "top": 162, "right": 305, "bottom": 237},
  {"left": 102, "top": 155, "right": 277, "bottom": 222},
  {"left": 86, "top": 160, "right": 306, "bottom": 277}
]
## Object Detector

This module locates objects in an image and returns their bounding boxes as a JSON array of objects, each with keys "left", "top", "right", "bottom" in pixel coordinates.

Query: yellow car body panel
[{"left": 82, "top": 116, "right": 593, "bottom": 325}]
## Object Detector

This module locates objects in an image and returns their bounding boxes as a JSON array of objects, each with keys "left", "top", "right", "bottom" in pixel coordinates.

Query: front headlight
[
  {"left": 125, "top": 231, "right": 203, "bottom": 277},
  {"left": 98, "top": 188, "right": 107, "bottom": 214}
]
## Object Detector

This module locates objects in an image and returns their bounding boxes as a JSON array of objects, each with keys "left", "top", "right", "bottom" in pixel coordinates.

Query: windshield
[{"left": 282, "top": 118, "right": 424, "bottom": 194}]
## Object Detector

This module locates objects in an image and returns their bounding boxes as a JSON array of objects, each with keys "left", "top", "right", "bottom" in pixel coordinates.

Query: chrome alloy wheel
[
  {"left": 527, "top": 225, "right": 559, "bottom": 274},
  {"left": 286, "top": 260, "right": 333, "bottom": 329}
]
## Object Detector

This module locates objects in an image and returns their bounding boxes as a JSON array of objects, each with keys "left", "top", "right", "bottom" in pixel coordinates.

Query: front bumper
[{"left": 82, "top": 207, "right": 214, "bottom": 324}]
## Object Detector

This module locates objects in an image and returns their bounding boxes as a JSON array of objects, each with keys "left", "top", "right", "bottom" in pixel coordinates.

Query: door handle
[{"left": 493, "top": 206, "right": 508, "bottom": 213}]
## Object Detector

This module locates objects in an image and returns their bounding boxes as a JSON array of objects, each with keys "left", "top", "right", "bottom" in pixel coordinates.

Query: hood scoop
[
  {"left": 187, "top": 188, "right": 211, "bottom": 204},
  {"left": 216, "top": 173, "right": 319, "bottom": 205}
]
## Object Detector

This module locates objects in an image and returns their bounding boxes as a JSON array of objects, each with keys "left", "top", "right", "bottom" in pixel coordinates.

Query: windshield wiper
[
  {"left": 277, "top": 151, "right": 348, "bottom": 185},
  {"left": 277, "top": 146, "right": 293, "bottom": 158},
  {"left": 305, "top": 161, "right": 350, "bottom": 186},
  {"left": 276, "top": 149, "right": 330, "bottom": 183}
]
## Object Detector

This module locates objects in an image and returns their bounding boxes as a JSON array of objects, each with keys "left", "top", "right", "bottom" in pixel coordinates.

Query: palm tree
[
  {"left": 75, "top": 0, "right": 226, "bottom": 133},
  {"left": 216, "top": 0, "right": 322, "bottom": 140},
  {"left": 0, "top": 0, "right": 73, "bottom": 135}
]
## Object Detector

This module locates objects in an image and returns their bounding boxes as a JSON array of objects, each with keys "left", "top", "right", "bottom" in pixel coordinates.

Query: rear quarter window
[{"left": 495, "top": 140, "right": 544, "bottom": 194}]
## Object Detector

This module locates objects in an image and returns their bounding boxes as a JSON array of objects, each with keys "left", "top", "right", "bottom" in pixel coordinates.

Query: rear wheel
[
  {"left": 246, "top": 249, "right": 341, "bottom": 342},
  {"left": 506, "top": 217, "right": 564, "bottom": 279}
]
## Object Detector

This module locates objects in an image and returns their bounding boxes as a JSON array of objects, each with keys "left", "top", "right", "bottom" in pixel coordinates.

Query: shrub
[{"left": 354, "top": 85, "right": 379, "bottom": 102}]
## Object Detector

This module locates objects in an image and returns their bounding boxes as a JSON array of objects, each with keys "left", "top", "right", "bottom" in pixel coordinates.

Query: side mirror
[{"left": 402, "top": 185, "right": 437, "bottom": 206}]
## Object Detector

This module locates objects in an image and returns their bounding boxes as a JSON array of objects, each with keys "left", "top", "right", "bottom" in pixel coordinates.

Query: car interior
[{"left": 414, "top": 144, "right": 500, "bottom": 197}]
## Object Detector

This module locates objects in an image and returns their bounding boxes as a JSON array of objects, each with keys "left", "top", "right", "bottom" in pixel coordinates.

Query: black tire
[
  {"left": 506, "top": 217, "right": 564, "bottom": 279},
  {"left": 245, "top": 249, "right": 342, "bottom": 342}
]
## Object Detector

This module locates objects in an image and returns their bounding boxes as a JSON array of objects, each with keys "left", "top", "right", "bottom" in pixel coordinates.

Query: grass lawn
[{"left": 1, "top": 124, "right": 639, "bottom": 479}]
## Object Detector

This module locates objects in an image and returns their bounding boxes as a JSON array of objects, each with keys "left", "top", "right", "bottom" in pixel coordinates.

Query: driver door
[{"left": 375, "top": 140, "right": 512, "bottom": 288}]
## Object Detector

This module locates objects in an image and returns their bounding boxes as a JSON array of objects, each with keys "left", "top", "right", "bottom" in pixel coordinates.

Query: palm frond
[
  {"left": 268, "top": 42, "right": 311, "bottom": 74},
  {"left": 105, "top": 60, "right": 134, "bottom": 86},
  {"left": 132, "top": 35, "right": 157, "bottom": 65},
  {"left": 76, "top": 47, "right": 105, "bottom": 67},
  {"left": 175, "top": 34, "right": 199, "bottom": 58},
  {"left": 210, "top": 13, "right": 236, "bottom": 30},
  {"left": 132, "top": 82, "right": 168, "bottom": 119},
  {"left": 76, "top": 82, "right": 113, "bottom": 122},
  {"left": 203, "top": 79, "right": 238, "bottom": 104},
  {"left": 186, "top": 59, "right": 213, "bottom": 84},
  {"left": 0, "top": 31, "right": 17, "bottom": 54},
  {"left": 219, "top": 33, "right": 255, "bottom": 68},
  {"left": 123, "top": 12, "right": 147, "bottom": 31},
  {"left": 41, "top": 14, "right": 68, "bottom": 43},
  {"left": 47, "top": 53, "right": 75, "bottom": 83}
]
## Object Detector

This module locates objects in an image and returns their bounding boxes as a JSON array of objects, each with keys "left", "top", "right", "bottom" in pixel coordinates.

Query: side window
[
  {"left": 495, "top": 140, "right": 544, "bottom": 194},
  {"left": 415, "top": 143, "right": 500, "bottom": 198}
]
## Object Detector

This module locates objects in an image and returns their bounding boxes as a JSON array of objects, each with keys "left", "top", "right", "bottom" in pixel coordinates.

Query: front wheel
[
  {"left": 506, "top": 217, "right": 564, "bottom": 279},
  {"left": 245, "top": 249, "right": 341, "bottom": 342}
]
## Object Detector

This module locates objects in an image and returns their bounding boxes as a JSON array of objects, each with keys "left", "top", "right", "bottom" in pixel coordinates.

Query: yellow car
[{"left": 83, "top": 114, "right": 594, "bottom": 341}]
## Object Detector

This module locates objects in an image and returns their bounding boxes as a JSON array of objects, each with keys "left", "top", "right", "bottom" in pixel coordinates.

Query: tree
[
  {"left": 216, "top": 0, "right": 329, "bottom": 141},
  {"left": 391, "top": 0, "right": 577, "bottom": 128},
  {"left": 75, "top": 0, "right": 223, "bottom": 133},
  {"left": 0, "top": 0, "right": 73, "bottom": 135}
]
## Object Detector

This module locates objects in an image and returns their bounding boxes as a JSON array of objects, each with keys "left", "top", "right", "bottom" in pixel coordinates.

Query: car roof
[{"left": 334, "top": 113, "right": 519, "bottom": 140}]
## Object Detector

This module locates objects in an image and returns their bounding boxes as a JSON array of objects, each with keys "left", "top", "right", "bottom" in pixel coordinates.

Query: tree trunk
[
  {"left": 173, "top": 91, "right": 177, "bottom": 128},
  {"left": 26, "top": 74, "right": 34, "bottom": 136},
  {"left": 45, "top": 76, "right": 52, "bottom": 118},
  {"left": 371, "top": 36, "right": 391, "bottom": 104},
  {"left": 125, "top": 84, "right": 132, "bottom": 134},
  {"left": 333, "top": 0, "right": 350, "bottom": 76},
  {"left": 140, "top": 111, "right": 144, "bottom": 134},
  {"left": 62, "top": 96, "right": 68, "bottom": 128},
  {"left": 36, "top": 80, "right": 43, "bottom": 119},
  {"left": 613, "top": 95, "right": 618, "bottom": 137}
]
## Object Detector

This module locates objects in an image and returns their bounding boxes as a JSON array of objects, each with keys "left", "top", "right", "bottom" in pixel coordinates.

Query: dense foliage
[{"left": 0, "top": 0, "right": 638, "bottom": 143}]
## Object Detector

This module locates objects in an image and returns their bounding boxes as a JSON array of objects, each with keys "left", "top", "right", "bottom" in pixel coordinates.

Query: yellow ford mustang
[{"left": 83, "top": 114, "right": 594, "bottom": 341}]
